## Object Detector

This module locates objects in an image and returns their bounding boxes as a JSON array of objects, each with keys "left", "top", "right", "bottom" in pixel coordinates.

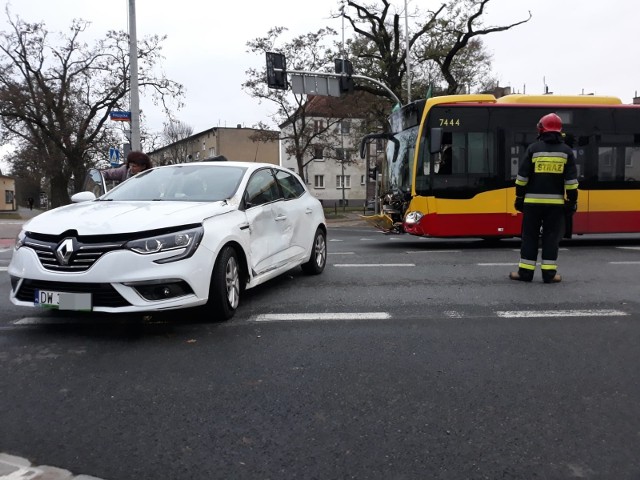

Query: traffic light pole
[{"left": 278, "top": 69, "right": 401, "bottom": 107}]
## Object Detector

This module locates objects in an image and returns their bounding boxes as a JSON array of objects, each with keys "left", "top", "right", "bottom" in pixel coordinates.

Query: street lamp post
[{"left": 340, "top": 1, "right": 346, "bottom": 210}]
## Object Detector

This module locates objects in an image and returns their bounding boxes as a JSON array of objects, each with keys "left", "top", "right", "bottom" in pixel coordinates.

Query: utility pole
[
  {"left": 340, "top": 1, "right": 346, "bottom": 210},
  {"left": 128, "top": 0, "right": 141, "bottom": 152}
]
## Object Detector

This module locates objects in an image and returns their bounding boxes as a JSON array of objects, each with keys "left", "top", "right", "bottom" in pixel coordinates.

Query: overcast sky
[{"left": 2, "top": 0, "right": 639, "bottom": 152}]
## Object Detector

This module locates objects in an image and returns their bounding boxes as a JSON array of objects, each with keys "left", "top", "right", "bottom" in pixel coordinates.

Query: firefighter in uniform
[{"left": 509, "top": 113, "right": 579, "bottom": 283}]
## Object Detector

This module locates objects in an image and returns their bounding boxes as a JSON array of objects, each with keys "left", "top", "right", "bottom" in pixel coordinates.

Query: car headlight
[
  {"left": 125, "top": 226, "right": 204, "bottom": 263},
  {"left": 404, "top": 211, "right": 423, "bottom": 224},
  {"left": 15, "top": 230, "right": 26, "bottom": 250}
]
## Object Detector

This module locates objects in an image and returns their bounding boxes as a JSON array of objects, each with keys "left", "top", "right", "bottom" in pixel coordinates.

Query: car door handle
[
  {"left": 275, "top": 215, "right": 287, "bottom": 222},
  {"left": 305, "top": 208, "right": 313, "bottom": 215}
]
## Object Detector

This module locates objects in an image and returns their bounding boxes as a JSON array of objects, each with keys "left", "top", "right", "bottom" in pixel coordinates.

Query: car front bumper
[{"left": 8, "top": 244, "right": 217, "bottom": 313}]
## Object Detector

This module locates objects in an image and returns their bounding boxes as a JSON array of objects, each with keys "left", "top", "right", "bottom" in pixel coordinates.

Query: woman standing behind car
[{"left": 101, "top": 151, "right": 152, "bottom": 182}]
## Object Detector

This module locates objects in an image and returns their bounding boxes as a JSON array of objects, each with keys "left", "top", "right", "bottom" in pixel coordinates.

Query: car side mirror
[{"left": 71, "top": 191, "right": 97, "bottom": 203}]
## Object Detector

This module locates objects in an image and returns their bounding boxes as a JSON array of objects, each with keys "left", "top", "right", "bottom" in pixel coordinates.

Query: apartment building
[
  {"left": 149, "top": 126, "right": 279, "bottom": 166},
  {"left": 279, "top": 93, "right": 386, "bottom": 207}
]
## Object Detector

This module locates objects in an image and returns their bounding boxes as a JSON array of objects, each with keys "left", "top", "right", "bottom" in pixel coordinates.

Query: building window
[
  {"left": 360, "top": 175, "right": 365, "bottom": 185},
  {"left": 314, "top": 175, "right": 325, "bottom": 189},
  {"left": 335, "top": 148, "right": 351, "bottom": 161},
  {"left": 376, "top": 138, "right": 385, "bottom": 152},
  {"left": 626, "top": 146, "right": 639, "bottom": 167},
  {"left": 340, "top": 120, "right": 351, "bottom": 134},
  {"left": 336, "top": 175, "right": 351, "bottom": 189},
  {"left": 202, "top": 141, "right": 206, "bottom": 151},
  {"left": 313, "top": 120, "right": 325, "bottom": 133},
  {"left": 313, "top": 146, "right": 324, "bottom": 160},
  {"left": 209, "top": 147, "right": 216, "bottom": 158},
  {"left": 5, "top": 190, "right": 14, "bottom": 204}
]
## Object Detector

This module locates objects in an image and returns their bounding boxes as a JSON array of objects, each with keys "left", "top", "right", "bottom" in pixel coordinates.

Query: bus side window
[
  {"left": 597, "top": 146, "right": 623, "bottom": 181},
  {"left": 626, "top": 147, "right": 640, "bottom": 181}
]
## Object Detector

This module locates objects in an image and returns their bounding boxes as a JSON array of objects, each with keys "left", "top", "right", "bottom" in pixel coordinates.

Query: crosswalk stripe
[
  {"left": 333, "top": 263, "right": 415, "bottom": 267},
  {"left": 254, "top": 312, "right": 391, "bottom": 322},
  {"left": 497, "top": 309, "right": 628, "bottom": 318}
]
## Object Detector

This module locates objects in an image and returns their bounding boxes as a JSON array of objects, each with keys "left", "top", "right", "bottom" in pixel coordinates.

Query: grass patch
[{"left": 0, "top": 212, "right": 21, "bottom": 220}]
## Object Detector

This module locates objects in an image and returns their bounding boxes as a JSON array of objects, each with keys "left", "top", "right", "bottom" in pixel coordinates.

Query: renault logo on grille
[{"left": 56, "top": 238, "right": 76, "bottom": 266}]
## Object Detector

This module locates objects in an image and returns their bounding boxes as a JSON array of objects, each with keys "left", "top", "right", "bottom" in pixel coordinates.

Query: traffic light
[
  {"left": 368, "top": 166, "right": 377, "bottom": 181},
  {"left": 334, "top": 58, "right": 354, "bottom": 93},
  {"left": 266, "top": 52, "right": 288, "bottom": 90}
]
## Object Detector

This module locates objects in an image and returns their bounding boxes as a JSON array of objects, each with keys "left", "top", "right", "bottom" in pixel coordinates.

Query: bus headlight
[{"left": 404, "top": 211, "right": 423, "bottom": 224}]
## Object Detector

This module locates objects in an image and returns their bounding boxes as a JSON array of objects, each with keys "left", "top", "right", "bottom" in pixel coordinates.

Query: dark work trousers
[{"left": 518, "top": 204, "right": 565, "bottom": 281}]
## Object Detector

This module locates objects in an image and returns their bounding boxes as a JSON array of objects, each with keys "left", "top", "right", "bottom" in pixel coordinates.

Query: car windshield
[{"left": 100, "top": 164, "right": 247, "bottom": 202}]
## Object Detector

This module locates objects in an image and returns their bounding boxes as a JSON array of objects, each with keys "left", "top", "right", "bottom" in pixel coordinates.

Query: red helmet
[{"left": 537, "top": 113, "right": 562, "bottom": 133}]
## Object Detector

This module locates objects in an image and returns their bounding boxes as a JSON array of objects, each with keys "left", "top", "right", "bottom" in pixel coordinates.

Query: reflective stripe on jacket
[{"left": 515, "top": 132, "right": 579, "bottom": 205}]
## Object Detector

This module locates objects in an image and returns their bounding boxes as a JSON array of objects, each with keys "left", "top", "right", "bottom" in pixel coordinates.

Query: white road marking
[
  {"left": 253, "top": 312, "right": 391, "bottom": 322},
  {"left": 617, "top": 247, "right": 640, "bottom": 250},
  {"left": 333, "top": 263, "right": 415, "bottom": 267},
  {"left": 609, "top": 261, "right": 640, "bottom": 264},
  {"left": 405, "top": 250, "right": 461, "bottom": 254},
  {"left": 496, "top": 309, "right": 628, "bottom": 318},
  {"left": 14, "top": 317, "right": 64, "bottom": 325},
  {"left": 329, "top": 239, "right": 344, "bottom": 242},
  {"left": 478, "top": 263, "right": 517, "bottom": 266},
  {"left": 328, "top": 252, "right": 354, "bottom": 255},
  {"left": 444, "top": 310, "right": 463, "bottom": 318}
]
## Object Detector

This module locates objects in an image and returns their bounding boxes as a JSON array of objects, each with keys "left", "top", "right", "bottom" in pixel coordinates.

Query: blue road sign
[
  {"left": 110, "top": 111, "right": 131, "bottom": 121},
  {"left": 109, "top": 147, "right": 120, "bottom": 166}
]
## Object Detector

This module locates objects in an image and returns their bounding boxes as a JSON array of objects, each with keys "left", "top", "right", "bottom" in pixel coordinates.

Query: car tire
[
  {"left": 207, "top": 245, "right": 240, "bottom": 320},
  {"left": 301, "top": 228, "right": 326, "bottom": 275}
]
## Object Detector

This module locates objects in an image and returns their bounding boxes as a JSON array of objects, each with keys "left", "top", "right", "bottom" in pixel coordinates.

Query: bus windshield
[{"left": 388, "top": 126, "right": 418, "bottom": 195}]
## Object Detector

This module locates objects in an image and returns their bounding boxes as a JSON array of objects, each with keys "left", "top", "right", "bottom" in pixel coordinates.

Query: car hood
[{"left": 23, "top": 201, "right": 235, "bottom": 235}]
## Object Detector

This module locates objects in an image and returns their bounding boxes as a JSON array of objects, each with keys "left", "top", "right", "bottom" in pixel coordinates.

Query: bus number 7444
[{"left": 438, "top": 118, "right": 460, "bottom": 127}]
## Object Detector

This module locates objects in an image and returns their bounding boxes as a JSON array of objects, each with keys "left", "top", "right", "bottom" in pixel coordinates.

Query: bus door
[
  {"left": 563, "top": 133, "right": 589, "bottom": 233},
  {"left": 429, "top": 128, "right": 502, "bottom": 237},
  {"left": 588, "top": 136, "right": 640, "bottom": 233}
]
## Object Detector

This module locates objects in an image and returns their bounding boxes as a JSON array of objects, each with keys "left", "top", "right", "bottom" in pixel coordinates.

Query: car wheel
[
  {"left": 207, "top": 245, "right": 240, "bottom": 320},
  {"left": 301, "top": 228, "right": 326, "bottom": 275}
]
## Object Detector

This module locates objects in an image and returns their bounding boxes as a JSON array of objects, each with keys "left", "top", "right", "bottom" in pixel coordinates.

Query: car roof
[{"left": 155, "top": 161, "right": 280, "bottom": 172}]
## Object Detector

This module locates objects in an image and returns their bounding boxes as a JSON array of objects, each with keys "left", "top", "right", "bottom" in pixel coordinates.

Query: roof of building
[{"left": 279, "top": 91, "right": 390, "bottom": 128}]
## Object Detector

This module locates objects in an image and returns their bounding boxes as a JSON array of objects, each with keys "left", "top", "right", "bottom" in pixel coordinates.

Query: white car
[{"left": 8, "top": 161, "right": 327, "bottom": 320}]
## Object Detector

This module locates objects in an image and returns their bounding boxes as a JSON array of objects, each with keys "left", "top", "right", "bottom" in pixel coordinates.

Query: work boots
[{"left": 509, "top": 271, "right": 562, "bottom": 283}]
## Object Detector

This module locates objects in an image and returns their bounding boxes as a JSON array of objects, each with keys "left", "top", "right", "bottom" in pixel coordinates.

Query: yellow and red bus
[{"left": 362, "top": 93, "right": 640, "bottom": 238}]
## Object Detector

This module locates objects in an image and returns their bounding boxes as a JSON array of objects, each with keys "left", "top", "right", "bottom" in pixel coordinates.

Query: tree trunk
[{"left": 49, "top": 171, "right": 71, "bottom": 208}]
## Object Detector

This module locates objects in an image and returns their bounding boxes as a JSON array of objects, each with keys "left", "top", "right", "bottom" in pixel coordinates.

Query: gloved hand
[
  {"left": 514, "top": 197, "right": 524, "bottom": 212},
  {"left": 564, "top": 200, "right": 577, "bottom": 215}
]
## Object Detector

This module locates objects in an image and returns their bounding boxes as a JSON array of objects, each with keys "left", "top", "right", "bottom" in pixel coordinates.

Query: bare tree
[
  {"left": 339, "top": 0, "right": 531, "bottom": 103},
  {"left": 0, "top": 10, "right": 184, "bottom": 206},
  {"left": 158, "top": 119, "right": 194, "bottom": 165}
]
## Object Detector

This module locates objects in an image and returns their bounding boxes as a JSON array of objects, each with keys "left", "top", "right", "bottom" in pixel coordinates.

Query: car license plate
[{"left": 34, "top": 289, "right": 92, "bottom": 311}]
